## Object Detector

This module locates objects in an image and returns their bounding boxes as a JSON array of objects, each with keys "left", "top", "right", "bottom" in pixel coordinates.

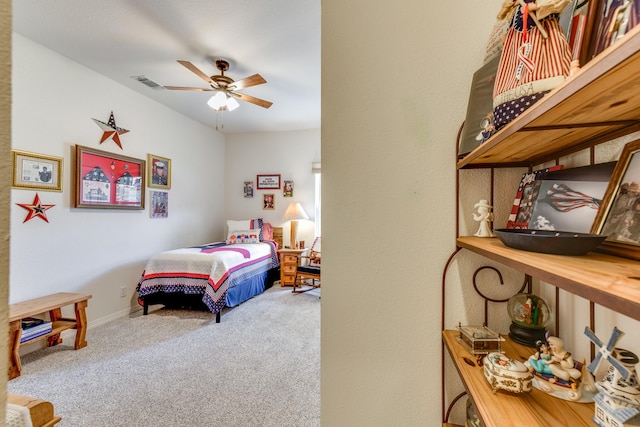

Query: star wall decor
[
  {"left": 92, "top": 111, "right": 130, "bottom": 149},
  {"left": 16, "top": 193, "right": 55, "bottom": 223}
]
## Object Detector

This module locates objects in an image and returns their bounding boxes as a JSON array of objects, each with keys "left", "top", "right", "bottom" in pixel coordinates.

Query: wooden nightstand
[{"left": 278, "top": 248, "right": 306, "bottom": 287}]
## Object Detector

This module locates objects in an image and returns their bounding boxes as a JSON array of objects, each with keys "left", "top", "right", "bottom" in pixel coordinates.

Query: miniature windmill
[{"left": 584, "top": 327, "right": 640, "bottom": 427}]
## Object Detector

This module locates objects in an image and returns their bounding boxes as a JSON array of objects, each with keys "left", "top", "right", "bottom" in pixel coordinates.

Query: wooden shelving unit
[
  {"left": 457, "top": 236, "right": 640, "bottom": 322},
  {"left": 444, "top": 22, "right": 640, "bottom": 427},
  {"left": 443, "top": 330, "right": 594, "bottom": 427}
]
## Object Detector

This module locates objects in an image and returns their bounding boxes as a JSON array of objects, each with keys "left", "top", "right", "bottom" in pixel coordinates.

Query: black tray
[{"left": 493, "top": 229, "right": 607, "bottom": 256}]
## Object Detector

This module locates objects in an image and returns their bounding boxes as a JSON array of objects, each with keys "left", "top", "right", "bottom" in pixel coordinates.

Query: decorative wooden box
[{"left": 457, "top": 324, "right": 505, "bottom": 355}]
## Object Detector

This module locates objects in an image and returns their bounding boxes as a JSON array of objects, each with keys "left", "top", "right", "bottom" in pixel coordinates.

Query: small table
[
  {"left": 8, "top": 292, "right": 92, "bottom": 379},
  {"left": 278, "top": 248, "right": 306, "bottom": 287}
]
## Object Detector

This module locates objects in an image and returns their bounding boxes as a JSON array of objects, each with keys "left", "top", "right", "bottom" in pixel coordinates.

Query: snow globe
[{"left": 507, "top": 293, "right": 550, "bottom": 348}]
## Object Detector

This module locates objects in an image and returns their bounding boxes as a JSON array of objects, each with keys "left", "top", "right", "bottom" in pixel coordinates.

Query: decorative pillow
[
  {"left": 227, "top": 219, "right": 251, "bottom": 234},
  {"left": 261, "top": 222, "right": 273, "bottom": 242},
  {"left": 226, "top": 229, "right": 262, "bottom": 244},
  {"left": 250, "top": 218, "right": 264, "bottom": 241}
]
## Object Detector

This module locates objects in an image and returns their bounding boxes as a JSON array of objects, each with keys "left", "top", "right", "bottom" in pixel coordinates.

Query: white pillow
[
  {"left": 227, "top": 219, "right": 251, "bottom": 234},
  {"left": 226, "top": 229, "right": 262, "bottom": 244}
]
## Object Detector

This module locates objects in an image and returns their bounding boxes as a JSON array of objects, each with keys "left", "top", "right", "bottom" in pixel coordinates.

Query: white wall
[
  {"left": 11, "top": 34, "right": 226, "bottom": 324},
  {"left": 225, "top": 130, "right": 320, "bottom": 247},
  {"left": 321, "top": 1, "right": 505, "bottom": 425}
]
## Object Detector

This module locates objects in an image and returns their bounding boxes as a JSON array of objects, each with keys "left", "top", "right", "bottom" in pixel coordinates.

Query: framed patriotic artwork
[
  {"left": 527, "top": 162, "right": 616, "bottom": 233},
  {"left": 74, "top": 145, "right": 145, "bottom": 209},
  {"left": 592, "top": 139, "right": 640, "bottom": 260},
  {"left": 11, "top": 150, "right": 63, "bottom": 192},
  {"left": 506, "top": 165, "right": 564, "bottom": 229}
]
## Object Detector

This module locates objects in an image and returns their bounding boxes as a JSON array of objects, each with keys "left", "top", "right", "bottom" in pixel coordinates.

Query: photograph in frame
[
  {"left": 244, "top": 181, "right": 254, "bottom": 198},
  {"left": 74, "top": 145, "right": 145, "bottom": 209},
  {"left": 263, "top": 193, "right": 275, "bottom": 210},
  {"left": 147, "top": 154, "right": 171, "bottom": 189},
  {"left": 506, "top": 165, "right": 564, "bottom": 229},
  {"left": 528, "top": 162, "right": 616, "bottom": 233},
  {"left": 592, "top": 139, "right": 640, "bottom": 260},
  {"left": 150, "top": 191, "right": 168, "bottom": 218},
  {"left": 12, "top": 150, "right": 63, "bottom": 192},
  {"left": 283, "top": 180, "right": 294, "bottom": 197}
]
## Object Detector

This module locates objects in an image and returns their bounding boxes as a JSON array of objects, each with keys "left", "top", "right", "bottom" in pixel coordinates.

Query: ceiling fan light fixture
[
  {"left": 207, "top": 91, "right": 227, "bottom": 110},
  {"left": 227, "top": 96, "right": 240, "bottom": 111}
]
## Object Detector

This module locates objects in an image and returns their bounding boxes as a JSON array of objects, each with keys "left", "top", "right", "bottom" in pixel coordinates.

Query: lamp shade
[{"left": 282, "top": 202, "right": 309, "bottom": 221}]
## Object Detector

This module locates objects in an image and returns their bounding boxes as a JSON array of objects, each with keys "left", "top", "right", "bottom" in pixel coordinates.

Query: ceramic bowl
[{"left": 493, "top": 229, "right": 607, "bottom": 256}]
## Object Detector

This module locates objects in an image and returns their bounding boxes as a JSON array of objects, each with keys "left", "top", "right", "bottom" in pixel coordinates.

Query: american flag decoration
[
  {"left": 92, "top": 111, "right": 130, "bottom": 149},
  {"left": 506, "top": 165, "right": 563, "bottom": 229},
  {"left": 538, "top": 183, "right": 601, "bottom": 212}
]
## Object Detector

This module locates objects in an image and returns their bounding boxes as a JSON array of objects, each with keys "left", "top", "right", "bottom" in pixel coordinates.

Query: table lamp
[{"left": 282, "top": 202, "right": 309, "bottom": 249}]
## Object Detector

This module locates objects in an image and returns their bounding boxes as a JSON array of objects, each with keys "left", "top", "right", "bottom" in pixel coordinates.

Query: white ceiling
[{"left": 12, "top": 0, "right": 321, "bottom": 134}]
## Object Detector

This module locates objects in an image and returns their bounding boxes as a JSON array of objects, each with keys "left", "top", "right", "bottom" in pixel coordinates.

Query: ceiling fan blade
[
  {"left": 164, "top": 86, "right": 214, "bottom": 91},
  {"left": 228, "top": 74, "right": 267, "bottom": 90},
  {"left": 233, "top": 92, "right": 273, "bottom": 109},
  {"left": 177, "top": 60, "right": 216, "bottom": 86}
]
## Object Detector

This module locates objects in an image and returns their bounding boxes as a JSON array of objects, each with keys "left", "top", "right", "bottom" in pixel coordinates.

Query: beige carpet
[{"left": 8, "top": 286, "right": 320, "bottom": 427}]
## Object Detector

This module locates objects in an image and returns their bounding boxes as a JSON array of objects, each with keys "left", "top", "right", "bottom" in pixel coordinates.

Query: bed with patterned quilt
[{"left": 136, "top": 220, "right": 280, "bottom": 322}]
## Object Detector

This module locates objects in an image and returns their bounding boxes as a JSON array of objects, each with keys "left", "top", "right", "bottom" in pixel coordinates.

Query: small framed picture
[
  {"left": 263, "top": 193, "right": 275, "bottom": 210},
  {"left": 147, "top": 154, "right": 171, "bottom": 189},
  {"left": 244, "top": 181, "right": 254, "bottom": 198},
  {"left": 257, "top": 174, "right": 281, "bottom": 189},
  {"left": 150, "top": 191, "right": 168, "bottom": 218},
  {"left": 12, "top": 150, "right": 63, "bottom": 192},
  {"left": 527, "top": 162, "right": 615, "bottom": 233},
  {"left": 283, "top": 180, "right": 294, "bottom": 197},
  {"left": 592, "top": 138, "right": 640, "bottom": 260},
  {"left": 588, "top": 0, "right": 640, "bottom": 59}
]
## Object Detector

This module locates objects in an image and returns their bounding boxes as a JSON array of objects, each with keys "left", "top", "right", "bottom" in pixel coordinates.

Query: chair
[{"left": 293, "top": 237, "right": 321, "bottom": 294}]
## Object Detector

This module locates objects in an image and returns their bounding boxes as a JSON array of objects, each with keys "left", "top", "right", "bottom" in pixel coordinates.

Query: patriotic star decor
[
  {"left": 16, "top": 193, "right": 55, "bottom": 223},
  {"left": 92, "top": 111, "right": 130, "bottom": 149}
]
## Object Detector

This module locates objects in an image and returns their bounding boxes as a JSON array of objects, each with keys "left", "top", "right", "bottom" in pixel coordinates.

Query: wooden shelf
[
  {"left": 457, "top": 25, "right": 640, "bottom": 169},
  {"left": 457, "top": 236, "right": 640, "bottom": 322},
  {"left": 443, "top": 330, "right": 594, "bottom": 427},
  {"left": 19, "top": 319, "right": 78, "bottom": 346}
]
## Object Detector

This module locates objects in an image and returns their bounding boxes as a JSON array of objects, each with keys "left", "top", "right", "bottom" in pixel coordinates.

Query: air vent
[{"left": 131, "top": 75, "right": 163, "bottom": 89}]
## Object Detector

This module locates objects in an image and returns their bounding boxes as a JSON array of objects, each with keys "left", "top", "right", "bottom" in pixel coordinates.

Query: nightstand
[{"left": 278, "top": 248, "right": 306, "bottom": 287}]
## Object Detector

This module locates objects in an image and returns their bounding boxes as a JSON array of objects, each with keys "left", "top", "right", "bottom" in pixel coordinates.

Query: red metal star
[
  {"left": 16, "top": 193, "right": 55, "bottom": 223},
  {"left": 92, "top": 111, "right": 130, "bottom": 149}
]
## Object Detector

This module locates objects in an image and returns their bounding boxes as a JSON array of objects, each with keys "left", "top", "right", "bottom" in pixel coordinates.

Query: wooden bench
[
  {"left": 7, "top": 393, "right": 61, "bottom": 427},
  {"left": 8, "top": 292, "right": 92, "bottom": 379}
]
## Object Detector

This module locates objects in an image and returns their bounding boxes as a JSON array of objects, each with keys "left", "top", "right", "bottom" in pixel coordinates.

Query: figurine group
[{"left": 526, "top": 336, "right": 582, "bottom": 389}]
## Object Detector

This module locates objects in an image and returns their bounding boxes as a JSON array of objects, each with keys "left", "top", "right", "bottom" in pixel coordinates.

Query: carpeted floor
[{"left": 8, "top": 286, "right": 320, "bottom": 427}]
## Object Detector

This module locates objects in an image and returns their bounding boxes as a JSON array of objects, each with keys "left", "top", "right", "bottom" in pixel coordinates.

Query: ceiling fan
[{"left": 164, "top": 59, "right": 273, "bottom": 110}]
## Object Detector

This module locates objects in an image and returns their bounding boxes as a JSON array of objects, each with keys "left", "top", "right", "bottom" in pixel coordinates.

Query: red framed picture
[
  {"left": 506, "top": 165, "right": 564, "bottom": 229},
  {"left": 74, "top": 145, "right": 145, "bottom": 209},
  {"left": 256, "top": 174, "right": 281, "bottom": 189}
]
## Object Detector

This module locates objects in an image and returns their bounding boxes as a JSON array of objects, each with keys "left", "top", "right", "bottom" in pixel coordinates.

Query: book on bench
[{"left": 20, "top": 317, "right": 53, "bottom": 343}]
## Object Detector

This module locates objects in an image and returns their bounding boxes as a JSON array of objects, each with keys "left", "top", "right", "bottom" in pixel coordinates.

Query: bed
[{"left": 136, "top": 221, "right": 281, "bottom": 322}]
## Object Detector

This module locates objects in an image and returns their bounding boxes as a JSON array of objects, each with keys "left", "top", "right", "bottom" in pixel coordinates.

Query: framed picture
[
  {"left": 528, "top": 162, "right": 616, "bottom": 233},
  {"left": 256, "top": 174, "right": 281, "bottom": 189},
  {"left": 592, "top": 139, "right": 640, "bottom": 260},
  {"left": 263, "top": 193, "right": 275, "bottom": 210},
  {"left": 150, "top": 191, "right": 168, "bottom": 218},
  {"left": 11, "top": 150, "right": 63, "bottom": 192},
  {"left": 458, "top": 54, "right": 500, "bottom": 158},
  {"left": 244, "top": 181, "right": 254, "bottom": 198},
  {"left": 147, "top": 154, "right": 171, "bottom": 189},
  {"left": 506, "top": 165, "right": 564, "bottom": 229},
  {"left": 588, "top": 0, "right": 640, "bottom": 59},
  {"left": 74, "top": 145, "right": 145, "bottom": 209},
  {"left": 560, "top": 0, "right": 594, "bottom": 66},
  {"left": 283, "top": 180, "right": 294, "bottom": 197}
]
